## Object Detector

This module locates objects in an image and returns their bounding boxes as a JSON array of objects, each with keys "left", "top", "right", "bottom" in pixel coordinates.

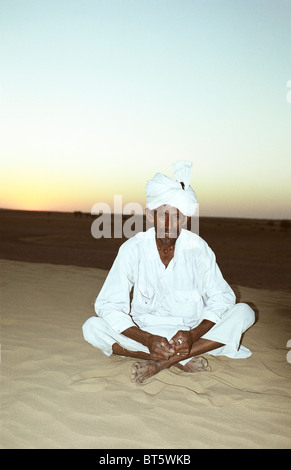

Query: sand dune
[{"left": 1, "top": 259, "right": 291, "bottom": 449}]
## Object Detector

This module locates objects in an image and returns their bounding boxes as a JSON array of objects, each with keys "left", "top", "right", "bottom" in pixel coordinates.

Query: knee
[
  {"left": 82, "top": 316, "right": 115, "bottom": 357},
  {"left": 235, "top": 303, "right": 255, "bottom": 329},
  {"left": 82, "top": 316, "right": 103, "bottom": 342}
]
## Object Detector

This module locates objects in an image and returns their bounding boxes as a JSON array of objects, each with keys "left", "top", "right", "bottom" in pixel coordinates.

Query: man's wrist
[
  {"left": 122, "top": 326, "right": 152, "bottom": 348},
  {"left": 189, "top": 328, "right": 199, "bottom": 344},
  {"left": 190, "top": 320, "right": 215, "bottom": 343}
]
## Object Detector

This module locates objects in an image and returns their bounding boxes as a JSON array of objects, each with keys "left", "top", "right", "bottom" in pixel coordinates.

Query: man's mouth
[
  {"left": 163, "top": 231, "right": 176, "bottom": 238},
  {"left": 157, "top": 229, "right": 178, "bottom": 239}
]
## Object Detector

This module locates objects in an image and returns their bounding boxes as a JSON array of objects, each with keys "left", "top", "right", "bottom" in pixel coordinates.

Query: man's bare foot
[
  {"left": 176, "top": 356, "right": 211, "bottom": 372},
  {"left": 131, "top": 360, "right": 163, "bottom": 383},
  {"left": 131, "top": 356, "right": 210, "bottom": 383}
]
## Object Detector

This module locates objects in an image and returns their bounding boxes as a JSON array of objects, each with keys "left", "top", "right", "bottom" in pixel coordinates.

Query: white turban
[{"left": 145, "top": 161, "right": 198, "bottom": 217}]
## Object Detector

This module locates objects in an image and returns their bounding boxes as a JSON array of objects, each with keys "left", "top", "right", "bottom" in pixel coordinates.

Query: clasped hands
[{"left": 147, "top": 330, "right": 196, "bottom": 361}]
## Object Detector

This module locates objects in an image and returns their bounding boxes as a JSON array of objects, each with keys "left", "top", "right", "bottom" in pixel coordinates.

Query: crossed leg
[{"left": 112, "top": 338, "right": 223, "bottom": 383}]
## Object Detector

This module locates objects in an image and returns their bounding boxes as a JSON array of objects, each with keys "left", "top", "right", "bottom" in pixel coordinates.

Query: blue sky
[{"left": 1, "top": 0, "right": 290, "bottom": 218}]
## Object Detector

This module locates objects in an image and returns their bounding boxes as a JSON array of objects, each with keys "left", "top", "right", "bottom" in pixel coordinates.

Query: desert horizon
[
  {"left": 1, "top": 207, "right": 290, "bottom": 292},
  {"left": 1, "top": 206, "right": 290, "bottom": 221}
]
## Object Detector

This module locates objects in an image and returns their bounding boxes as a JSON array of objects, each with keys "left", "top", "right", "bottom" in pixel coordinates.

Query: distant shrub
[{"left": 74, "top": 211, "right": 83, "bottom": 218}]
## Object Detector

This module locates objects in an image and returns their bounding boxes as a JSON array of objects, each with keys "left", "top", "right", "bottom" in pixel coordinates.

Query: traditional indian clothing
[
  {"left": 83, "top": 161, "right": 255, "bottom": 363},
  {"left": 145, "top": 160, "right": 198, "bottom": 216}
]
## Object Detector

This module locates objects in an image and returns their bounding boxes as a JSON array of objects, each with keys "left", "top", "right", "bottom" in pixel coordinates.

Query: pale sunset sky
[{"left": 1, "top": 0, "right": 290, "bottom": 218}]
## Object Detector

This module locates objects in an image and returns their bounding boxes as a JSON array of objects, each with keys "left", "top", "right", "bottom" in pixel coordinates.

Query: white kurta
[{"left": 83, "top": 228, "right": 255, "bottom": 360}]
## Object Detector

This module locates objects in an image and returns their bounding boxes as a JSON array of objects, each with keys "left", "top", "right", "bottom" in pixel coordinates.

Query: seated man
[{"left": 83, "top": 161, "right": 255, "bottom": 383}]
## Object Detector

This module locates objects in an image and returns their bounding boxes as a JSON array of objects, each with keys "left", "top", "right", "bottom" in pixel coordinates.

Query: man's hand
[
  {"left": 147, "top": 334, "right": 175, "bottom": 360},
  {"left": 170, "top": 330, "right": 195, "bottom": 357},
  {"left": 170, "top": 321, "right": 216, "bottom": 357},
  {"left": 122, "top": 326, "right": 175, "bottom": 360}
]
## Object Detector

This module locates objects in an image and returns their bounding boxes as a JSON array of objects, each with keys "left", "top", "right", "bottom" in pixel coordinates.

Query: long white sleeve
[
  {"left": 94, "top": 244, "right": 136, "bottom": 334},
  {"left": 199, "top": 243, "right": 236, "bottom": 324}
]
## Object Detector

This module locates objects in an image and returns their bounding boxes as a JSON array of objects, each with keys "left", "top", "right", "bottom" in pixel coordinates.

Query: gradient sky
[{"left": 1, "top": 0, "right": 290, "bottom": 218}]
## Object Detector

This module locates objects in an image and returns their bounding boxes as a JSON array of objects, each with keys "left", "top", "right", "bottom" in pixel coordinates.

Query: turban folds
[{"left": 145, "top": 161, "right": 198, "bottom": 217}]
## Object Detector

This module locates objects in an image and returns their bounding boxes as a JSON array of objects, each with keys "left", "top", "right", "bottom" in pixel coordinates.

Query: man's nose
[{"left": 164, "top": 213, "right": 172, "bottom": 231}]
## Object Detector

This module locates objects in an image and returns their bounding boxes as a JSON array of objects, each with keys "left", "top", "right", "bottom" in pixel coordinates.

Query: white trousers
[{"left": 82, "top": 303, "right": 255, "bottom": 365}]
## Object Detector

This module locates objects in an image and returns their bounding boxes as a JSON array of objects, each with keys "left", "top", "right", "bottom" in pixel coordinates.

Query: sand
[{"left": 1, "top": 258, "right": 291, "bottom": 449}]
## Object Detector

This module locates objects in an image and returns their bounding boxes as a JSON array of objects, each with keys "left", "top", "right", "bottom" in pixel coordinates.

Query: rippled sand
[{"left": 1, "top": 259, "right": 291, "bottom": 448}]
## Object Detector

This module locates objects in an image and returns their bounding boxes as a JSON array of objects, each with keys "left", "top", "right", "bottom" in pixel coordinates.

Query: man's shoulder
[{"left": 180, "top": 229, "right": 209, "bottom": 251}]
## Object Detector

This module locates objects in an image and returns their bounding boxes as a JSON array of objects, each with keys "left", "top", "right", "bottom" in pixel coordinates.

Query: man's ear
[{"left": 145, "top": 208, "right": 154, "bottom": 223}]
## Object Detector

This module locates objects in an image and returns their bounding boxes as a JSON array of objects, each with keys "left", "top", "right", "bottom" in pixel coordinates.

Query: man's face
[{"left": 148, "top": 205, "right": 188, "bottom": 247}]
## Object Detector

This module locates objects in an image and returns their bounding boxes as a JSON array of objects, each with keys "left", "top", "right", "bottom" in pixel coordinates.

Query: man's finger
[
  {"left": 161, "top": 342, "right": 175, "bottom": 353},
  {"left": 154, "top": 350, "right": 174, "bottom": 361}
]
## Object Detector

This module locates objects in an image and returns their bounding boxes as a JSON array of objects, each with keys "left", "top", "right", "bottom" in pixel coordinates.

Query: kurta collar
[{"left": 145, "top": 227, "right": 185, "bottom": 265}]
